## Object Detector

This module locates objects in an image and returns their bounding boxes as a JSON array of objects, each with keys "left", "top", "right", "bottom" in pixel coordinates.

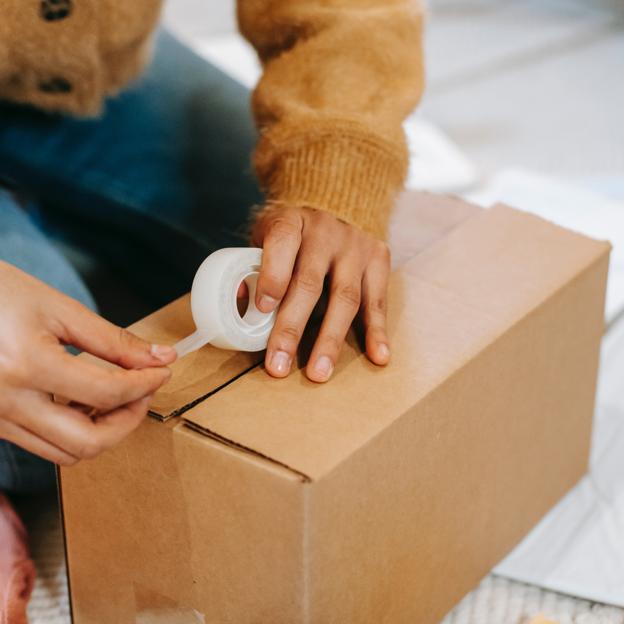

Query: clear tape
[
  {"left": 174, "top": 330, "right": 214, "bottom": 359},
  {"left": 173, "top": 248, "right": 277, "bottom": 357}
]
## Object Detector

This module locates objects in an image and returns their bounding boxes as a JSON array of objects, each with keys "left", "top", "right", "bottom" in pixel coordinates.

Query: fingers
[
  {"left": 306, "top": 262, "right": 362, "bottom": 383},
  {"left": 254, "top": 206, "right": 392, "bottom": 382},
  {"left": 306, "top": 242, "right": 390, "bottom": 382},
  {"left": 0, "top": 419, "right": 78, "bottom": 466},
  {"left": 28, "top": 345, "right": 171, "bottom": 411},
  {"left": 16, "top": 394, "right": 151, "bottom": 462},
  {"left": 265, "top": 250, "right": 328, "bottom": 378},
  {"left": 361, "top": 244, "right": 391, "bottom": 366},
  {"left": 255, "top": 210, "right": 303, "bottom": 313},
  {"left": 52, "top": 297, "right": 177, "bottom": 368}
]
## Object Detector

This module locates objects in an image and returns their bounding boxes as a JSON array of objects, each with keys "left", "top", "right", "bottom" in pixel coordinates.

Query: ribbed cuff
[{"left": 255, "top": 128, "right": 408, "bottom": 239}]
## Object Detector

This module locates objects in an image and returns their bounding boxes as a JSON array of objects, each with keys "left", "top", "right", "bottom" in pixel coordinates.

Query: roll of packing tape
[{"left": 174, "top": 247, "right": 277, "bottom": 357}]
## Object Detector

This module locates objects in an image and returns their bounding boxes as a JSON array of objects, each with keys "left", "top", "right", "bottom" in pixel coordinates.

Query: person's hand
[
  {"left": 251, "top": 205, "right": 391, "bottom": 382},
  {"left": 0, "top": 261, "right": 177, "bottom": 466}
]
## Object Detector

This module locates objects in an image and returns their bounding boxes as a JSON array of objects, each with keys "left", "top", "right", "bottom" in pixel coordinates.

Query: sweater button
[
  {"left": 40, "top": 0, "right": 73, "bottom": 21},
  {"left": 38, "top": 77, "right": 73, "bottom": 94}
]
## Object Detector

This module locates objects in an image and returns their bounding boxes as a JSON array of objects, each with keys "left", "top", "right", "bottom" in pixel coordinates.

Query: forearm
[{"left": 238, "top": 0, "right": 425, "bottom": 239}]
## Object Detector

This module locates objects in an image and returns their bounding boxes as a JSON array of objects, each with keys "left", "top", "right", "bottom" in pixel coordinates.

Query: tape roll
[{"left": 174, "top": 248, "right": 277, "bottom": 357}]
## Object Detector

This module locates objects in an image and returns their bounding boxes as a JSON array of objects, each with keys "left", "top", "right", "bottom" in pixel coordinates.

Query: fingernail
[
  {"left": 313, "top": 356, "right": 334, "bottom": 381},
  {"left": 258, "top": 295, "right": 278, "bottom": 312},
  {"left": 378, "top": 343, "right": 390, "bottom": 362},
  {"left": 269, "top": 350, "right": 291, "bottom": 376},
  {"left": 151, "top": 344, "right": 176, "bottom": 362}
]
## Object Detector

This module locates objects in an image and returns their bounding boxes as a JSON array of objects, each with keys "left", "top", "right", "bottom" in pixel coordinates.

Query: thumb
[{"left": 53, "top": 298, "right": 177, "bottom": 369}]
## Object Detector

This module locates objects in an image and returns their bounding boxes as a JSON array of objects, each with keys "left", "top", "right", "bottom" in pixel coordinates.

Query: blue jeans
[{"left": 0, "top": 31, "right": 262, "bottom": 493}]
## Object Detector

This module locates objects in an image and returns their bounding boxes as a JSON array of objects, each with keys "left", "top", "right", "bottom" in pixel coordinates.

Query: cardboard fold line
[
  {"left": 149, "top": 361, "right": 263, "bottom": 422},
  {"left": 183, "top": 421, "right": 312, "bottom": 483}
]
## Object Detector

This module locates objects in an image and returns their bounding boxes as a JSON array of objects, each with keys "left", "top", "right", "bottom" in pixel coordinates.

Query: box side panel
[
  {"left": 308, "top": 254, "right": 608, "bottom": 624},
  {"left": 60, "top": 420, "right": 305, "bottom": 624}
]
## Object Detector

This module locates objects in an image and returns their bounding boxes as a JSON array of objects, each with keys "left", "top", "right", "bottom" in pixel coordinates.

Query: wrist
[{"left": 255, "top": 121, "right": 408, "bottom": 240}]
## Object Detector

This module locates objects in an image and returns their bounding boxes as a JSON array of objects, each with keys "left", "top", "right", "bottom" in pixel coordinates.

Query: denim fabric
[
  {"left": 0, "top": 191, "right": 96, "bottom": 308},
  {"left": 0, "top": 29, "right": 262, "bottom": 302},
  {"left": 0, "top": 30, "right": 261, "bottom": 493}
]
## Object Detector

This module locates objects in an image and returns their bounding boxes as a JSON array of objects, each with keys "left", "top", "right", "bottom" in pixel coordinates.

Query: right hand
[{"left": 0, "top": 261, "right": 177, "bottom": 466}]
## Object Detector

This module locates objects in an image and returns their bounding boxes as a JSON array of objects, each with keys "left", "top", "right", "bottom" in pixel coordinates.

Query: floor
[
  {"left": 164, "top": 0, "right": 624, "bottom": 180},
  {"left": 23, "top": 1, "right": 624, "bottom": 622}
]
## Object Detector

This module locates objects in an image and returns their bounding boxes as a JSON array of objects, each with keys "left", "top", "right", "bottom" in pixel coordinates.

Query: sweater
[{"left": 0, "top": 0, "right": 425, "bottom": 238}]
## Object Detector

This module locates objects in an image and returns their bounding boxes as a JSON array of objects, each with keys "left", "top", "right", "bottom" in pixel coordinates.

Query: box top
[
  {"left": 140, "top": 191, "right": 478, "bottom": 421},
  {"left": 180, "top": 205, "right": 609, "bottom": 481},
  {"left": 129, "top": 295, "right": 261, "bottom": 420}
]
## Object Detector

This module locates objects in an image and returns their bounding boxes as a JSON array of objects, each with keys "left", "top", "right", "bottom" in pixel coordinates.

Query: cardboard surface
[
  {"left": 183, "top": 205, "right": 607, "bottom": 480},
  {"left": 494, "top": 312, "right": 624, "bottom": 606},
  {"left": 60, "top": 193, "right": 610, "bottom": 624},
  {"left": 60, "top": 418, "right": 305, "bottom": 623},
  {"left": 127, "top": 294, "right": 261, "bottom": 420},
  {"left": 135, "top": 190, "right": 475, "bottom": 421}
]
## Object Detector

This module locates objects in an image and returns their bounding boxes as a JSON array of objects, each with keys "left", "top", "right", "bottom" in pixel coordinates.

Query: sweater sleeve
[{"left": 238, "top": 0, "right": 425, "bottom": 239}]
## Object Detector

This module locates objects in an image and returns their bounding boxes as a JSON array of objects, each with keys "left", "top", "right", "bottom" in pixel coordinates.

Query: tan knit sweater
[{"left": 0, "top": 0, "right": 425, "bottom": 238}]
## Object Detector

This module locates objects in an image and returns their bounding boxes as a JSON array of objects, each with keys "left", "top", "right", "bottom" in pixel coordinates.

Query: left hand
[{"left": 251, "top": 205, "right": 391, "bottom": 383}]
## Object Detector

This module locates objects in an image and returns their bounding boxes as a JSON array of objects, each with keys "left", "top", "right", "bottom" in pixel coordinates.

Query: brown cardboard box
[{"left": 59, "top": 193, "right": 610, "bottom": 624}]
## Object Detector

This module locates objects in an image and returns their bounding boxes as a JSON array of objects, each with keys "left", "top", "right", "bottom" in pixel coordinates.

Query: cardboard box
[{"left": 59, "top": 193, "right": 610, "bottom": 624}]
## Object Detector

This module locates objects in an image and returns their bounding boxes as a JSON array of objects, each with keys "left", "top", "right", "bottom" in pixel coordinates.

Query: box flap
[
  {"left": 182, "top": 205, "right": 610, "bottom": 480},
  {"left": 130, "top": 295, "right": 261, "bottom": 420},
  {"left": 389, "top": 191, "right": 481, "bottom": 267}
]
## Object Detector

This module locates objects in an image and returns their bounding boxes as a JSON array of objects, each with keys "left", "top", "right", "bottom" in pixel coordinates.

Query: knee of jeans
[{"left": 0, "top": 190, "right": 97, "bottom": 312}]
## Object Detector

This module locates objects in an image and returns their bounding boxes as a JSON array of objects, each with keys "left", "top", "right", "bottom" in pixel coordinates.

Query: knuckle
[
  {"left": 118, "top": 327, "right": 136, "bottom": 351},
  {"left": 316, "top": 209, "right": 336, "bottom": 225},
  {"left": 367, "top": 296, "right": 387, "bottom": 316},
  {"left": 275, "top": 324, "right": 302, "bottom": 344},
  {"left": 332, "top": 282, "right": 361, "bottom": 307},
  {"left": 268, "top": 216, "right": 301, "bottom": 241},
  {"left": 117, "top": 326, "right": 129, "bottom": 346},
  {"left": 92, "top": 391, "right": 117, "bottom": 412},
  {"left": 109, "top": 382, "right": 126, "bottom": 407},
  {"left": 76, "top": 439, "right": 103, "bottom": 460},
  {"left": 319, "top": 332, "right": 342, "bottom": 353},
  {"left": 2, "top": 392, "right": 26, "bottom": 423},
  {"left": 292, "top": 270, "right": 324, "bottom": 297},
  {"left": 101, "top": 373, "right": 128, "bottom": 407},
  {"left": 0, "top": 357, "right": 28, "bottom": 387},
  {"left": 261, "top": 270, "right": 289, "bottom": 292},
  {"left": 375, "top": 240, "right": 391, "bottom": 263}
]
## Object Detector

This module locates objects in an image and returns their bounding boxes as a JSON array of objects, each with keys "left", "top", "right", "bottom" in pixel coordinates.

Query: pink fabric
[{"left": 0, "top": 494, "right": 35, "bottom": 624}]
